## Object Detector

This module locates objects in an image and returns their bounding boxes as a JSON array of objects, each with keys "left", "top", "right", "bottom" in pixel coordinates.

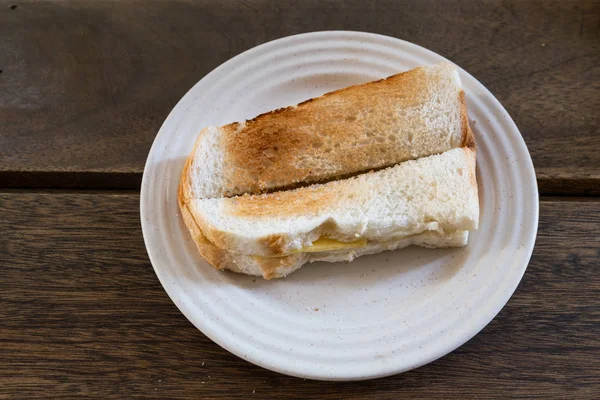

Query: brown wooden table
[{"left": 1, "top": 1, "right": 599, "bottom": 398}]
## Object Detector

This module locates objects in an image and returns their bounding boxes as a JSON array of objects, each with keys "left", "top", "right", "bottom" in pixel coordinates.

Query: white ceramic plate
[{"left": 141, "top": 31, "right": 538, "bottom": 381}]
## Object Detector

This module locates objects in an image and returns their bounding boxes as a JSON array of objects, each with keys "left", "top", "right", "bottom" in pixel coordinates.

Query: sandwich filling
[
  {"left": 251, "top": 237, "right": 368, "bottom": 258},
  {"left": 299, "top": 237, "right": 367, "bottom": 253}
]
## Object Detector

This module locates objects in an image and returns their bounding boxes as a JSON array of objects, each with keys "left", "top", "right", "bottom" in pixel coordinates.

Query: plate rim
[{"left": 140, "top": 30, "right": 539, "bottom": 381}]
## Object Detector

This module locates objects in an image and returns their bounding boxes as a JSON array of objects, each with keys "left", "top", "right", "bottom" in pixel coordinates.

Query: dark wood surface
[
  {"left": 1, "top": 1, "right": 599, "bottom": 398},
  {"left": 0, "top": 192, "right": 598, "bottom": 399},
  {"left": 1, "top": 0, "right": 599, "bottom": 193}
]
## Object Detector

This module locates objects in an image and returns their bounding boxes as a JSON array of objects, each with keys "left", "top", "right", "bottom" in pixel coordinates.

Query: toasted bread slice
[
  {"left": 180, "top": 62, "right": 473, "bottom": 200},
  {"left": 181, "top": 148, "right": 478, "bottom": 279}
]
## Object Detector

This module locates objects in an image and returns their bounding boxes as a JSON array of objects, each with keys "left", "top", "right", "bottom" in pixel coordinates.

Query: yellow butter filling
[{"left": 299, "top": 237, "right": 367, "bottom": 253}]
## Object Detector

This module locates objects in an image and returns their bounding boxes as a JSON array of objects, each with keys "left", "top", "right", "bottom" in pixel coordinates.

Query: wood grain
[
  {"left": 0, "top": 192, "right": 598, "bottom": 399},
  {"left": 0, "top": 0, "right": 599, "bottom": 193}
]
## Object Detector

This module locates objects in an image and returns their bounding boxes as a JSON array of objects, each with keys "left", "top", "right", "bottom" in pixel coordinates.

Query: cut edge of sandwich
[{"left": 180, "top": 200, "right": 470, "bottom": 279}]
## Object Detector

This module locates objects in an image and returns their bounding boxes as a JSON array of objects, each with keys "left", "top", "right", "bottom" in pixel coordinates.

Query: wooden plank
[
  {"left": 0, "top": 1, "right": 598, "bottom": 193},
  {"left": 0, "top": 192, "right": 598, "bottom": 399}
]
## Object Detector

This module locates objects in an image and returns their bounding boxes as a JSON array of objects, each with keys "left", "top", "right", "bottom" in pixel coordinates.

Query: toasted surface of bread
[{"left": 180, "top": 63, "right": 472, "bottom": 200}]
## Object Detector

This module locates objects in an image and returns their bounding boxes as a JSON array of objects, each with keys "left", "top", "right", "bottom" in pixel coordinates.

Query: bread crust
[
  {"left": 464, "top": 147, "right": 479, "bottom": 224},
  {"left": 179, "top": 159, "right": 236, "bottom": 270},
  {"left": 459, "top": 90, "right": 475, "bottom": 149},
  {"left": 179, "top": 199, "right": 229, "bottom": 271}
]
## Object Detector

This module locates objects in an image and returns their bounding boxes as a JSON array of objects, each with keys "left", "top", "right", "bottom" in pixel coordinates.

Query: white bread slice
[
  {"left": 180, "top": 62, "right": 473, "bottom": 200},
  {"left": 185, "top": 148, "right": 478, "bottom": 262}
]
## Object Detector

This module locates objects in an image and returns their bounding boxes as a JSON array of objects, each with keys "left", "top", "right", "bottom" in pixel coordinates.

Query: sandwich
[{"left": 178, "top": 63, "right": 479, "bottom": 279}]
